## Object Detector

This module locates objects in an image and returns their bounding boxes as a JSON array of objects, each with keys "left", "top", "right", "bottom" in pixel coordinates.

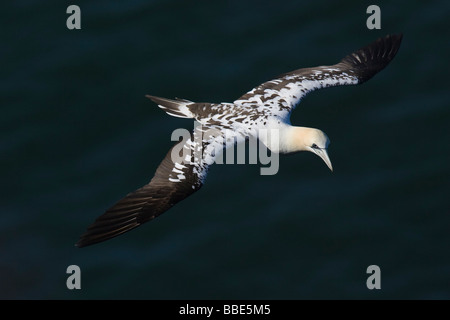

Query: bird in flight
[{"left": 77, "top": 34, "right": 402, "bottom": 247}]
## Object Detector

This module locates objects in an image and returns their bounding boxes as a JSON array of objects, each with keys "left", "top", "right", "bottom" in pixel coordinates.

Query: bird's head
[{"left": 288, "top": 127, "right": 333, "bottom": 172}]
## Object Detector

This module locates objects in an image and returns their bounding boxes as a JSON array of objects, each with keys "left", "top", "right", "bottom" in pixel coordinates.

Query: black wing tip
[
  {"left": 145, "top": 94, "right": 165, "bottom": 104},
  {"left": 145, "top": 94, "right": 194, "bottom": 118},
  {"left": 75, "top": 239, "right": 88, "bottom": 248},
  {"left": 75, "top": 205, "right": 144, "bottom": 248},
  {"left": 341, "top": 33, "right": 403, "bottom": 83},
  {"left": 145, "top": 94, "right": 173, "bottom": 105},
  {"left": 75, "top": 237, "right": 91, "bottom": 248},
  {"left": 76, "top": 221, "right": 141, "bottom": 248}
]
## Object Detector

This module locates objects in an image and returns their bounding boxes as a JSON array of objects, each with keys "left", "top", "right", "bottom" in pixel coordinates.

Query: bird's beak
[{"left": 313, "top": 148, "right": 333, "bottom": 172}]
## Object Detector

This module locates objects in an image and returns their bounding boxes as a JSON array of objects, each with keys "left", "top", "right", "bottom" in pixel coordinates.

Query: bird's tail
[{"left": 146, "top": 95, "right": 195, "bottom": 118}]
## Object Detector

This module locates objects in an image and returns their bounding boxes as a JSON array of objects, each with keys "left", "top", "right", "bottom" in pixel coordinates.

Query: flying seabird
[{"left": 76, "top": 34, "right": 402, "bottom": 247}]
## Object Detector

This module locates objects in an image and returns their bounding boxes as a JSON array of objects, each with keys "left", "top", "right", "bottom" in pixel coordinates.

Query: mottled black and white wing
[
  {"left": 234, "top": 34, "right": 403, "bottom": 118},
  {"left": 76, "top": 126, "right": 226, "bottom": 247}
]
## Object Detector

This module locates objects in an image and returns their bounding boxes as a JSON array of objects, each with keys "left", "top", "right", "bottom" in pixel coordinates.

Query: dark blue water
[{"left": 1, "top": 0, "right": 449, "bottom": 299}]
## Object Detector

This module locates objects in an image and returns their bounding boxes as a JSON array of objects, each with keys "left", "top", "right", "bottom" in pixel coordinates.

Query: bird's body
[{"left": 77, "top": 34, "right": 402, "bottom": 247}]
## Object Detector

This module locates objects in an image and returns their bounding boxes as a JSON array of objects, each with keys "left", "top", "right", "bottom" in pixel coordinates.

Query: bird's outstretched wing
[
  {"left": 234, "top": 34, "right": 403, "bottom": 118},
  {"left": 76, "top": 126, "right": 224, "bottom": 247}
]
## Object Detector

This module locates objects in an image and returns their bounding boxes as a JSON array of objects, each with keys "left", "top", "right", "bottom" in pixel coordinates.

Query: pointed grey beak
[{"left": 312, "top": 148, "right": 333, "bottom": 172}]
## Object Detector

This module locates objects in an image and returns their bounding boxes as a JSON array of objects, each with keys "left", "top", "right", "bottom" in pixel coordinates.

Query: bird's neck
[
  {"left": 260, "top": 125, "right": 310, "bottom": 154},
  {"left": 281, "top": 126, "right": 312, "bottom": 154}
]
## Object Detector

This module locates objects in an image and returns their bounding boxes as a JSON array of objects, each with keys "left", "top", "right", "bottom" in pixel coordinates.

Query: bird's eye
[{"left": 311, "top": 143, "right": 319, "bottom": 149}]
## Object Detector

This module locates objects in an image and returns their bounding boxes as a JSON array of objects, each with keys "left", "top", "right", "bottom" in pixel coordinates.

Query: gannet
[{"left": 77, "top": 34, "right": 402, "bottom": 247}]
